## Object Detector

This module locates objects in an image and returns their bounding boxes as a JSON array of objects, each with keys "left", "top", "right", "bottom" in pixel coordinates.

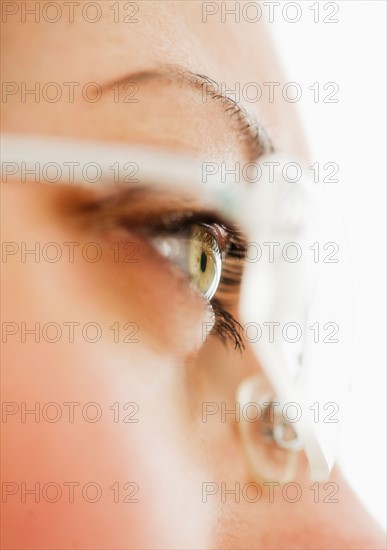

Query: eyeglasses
[{"left": 1, "top": 133, "right": 350, "bottom": 482}]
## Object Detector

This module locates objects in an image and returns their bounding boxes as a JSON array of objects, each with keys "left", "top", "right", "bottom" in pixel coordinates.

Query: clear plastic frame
[{"left": 1, "top": 134, "right": 351, "bottom": 482}]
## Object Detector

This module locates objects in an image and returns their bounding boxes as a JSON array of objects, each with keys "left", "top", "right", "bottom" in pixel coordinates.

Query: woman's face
[{"left": 1, "top": 2, "right": 384, "bottom": 548}]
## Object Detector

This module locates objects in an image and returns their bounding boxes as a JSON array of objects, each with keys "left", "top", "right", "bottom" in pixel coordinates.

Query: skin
[{"left": 1, "top": 1, "right": 385, "bottom": 548}]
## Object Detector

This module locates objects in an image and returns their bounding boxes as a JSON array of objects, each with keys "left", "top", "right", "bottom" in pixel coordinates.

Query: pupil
[{"left": 200, "top": 251, "right": 207, "bottom": 273}]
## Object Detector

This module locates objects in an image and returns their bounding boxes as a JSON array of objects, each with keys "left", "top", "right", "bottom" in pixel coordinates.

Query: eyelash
[
  {"left": 150, "top": 216, "right": 247, "bottom": 352},
  {"left": 209, "top": 226, "right": 246, "bottom": 351}
]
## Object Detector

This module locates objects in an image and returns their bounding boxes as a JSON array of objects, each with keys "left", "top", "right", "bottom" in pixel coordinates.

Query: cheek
[
  {"left": 2, "top": 337, "right": 212, "bottom": 549},
  {"left": 1, "top": 184, "right": 213, "bottom": 548}
]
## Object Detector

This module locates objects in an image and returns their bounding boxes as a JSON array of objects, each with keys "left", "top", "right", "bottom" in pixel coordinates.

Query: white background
[{"left": 268, "top": 0, "right": 386, "bottom": 530}]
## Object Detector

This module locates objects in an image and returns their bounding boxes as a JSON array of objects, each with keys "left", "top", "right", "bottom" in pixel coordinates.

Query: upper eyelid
[
  {"left": 72, "top": 185, "right": 248, "bottom": 265},
  {"left": 75, "top": 185, "right": 236, "bottom": 233}
]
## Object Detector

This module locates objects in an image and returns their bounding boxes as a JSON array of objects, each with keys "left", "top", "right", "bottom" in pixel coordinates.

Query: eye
[
  {"left": 151, "top": 223, "right": 222, "bottom": 300},
  {"left": 74, "top": 186, "right": 246, "bottom": 350}
]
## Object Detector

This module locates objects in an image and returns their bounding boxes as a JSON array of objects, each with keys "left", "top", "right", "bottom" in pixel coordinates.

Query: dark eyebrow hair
[{"left": 103, "top": 64, "right": 274, "bottom": 162}]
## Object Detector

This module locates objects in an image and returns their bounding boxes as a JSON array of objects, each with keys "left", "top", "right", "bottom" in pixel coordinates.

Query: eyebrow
[{"left": 103, "top": 64, "right": 274, "bottom": 162}]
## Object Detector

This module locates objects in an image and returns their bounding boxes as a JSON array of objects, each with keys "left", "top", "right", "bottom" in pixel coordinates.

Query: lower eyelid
[
  {"left": 100, "top": 226, "right": 212, "bottom": 306},
  {"left": 99, "top": 226, "right": 243, "bottom": 351},
  {"left": 80, "top": 227, "right": 215, "bottom": 356}
]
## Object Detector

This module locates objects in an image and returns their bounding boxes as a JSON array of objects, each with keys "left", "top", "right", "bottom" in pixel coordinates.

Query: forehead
[
  {"left": 2, "top": 2, "right": 269, "bottom": 80},
  {"left": 1, "top": 0, "right": 307, "bottom": 159}
]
